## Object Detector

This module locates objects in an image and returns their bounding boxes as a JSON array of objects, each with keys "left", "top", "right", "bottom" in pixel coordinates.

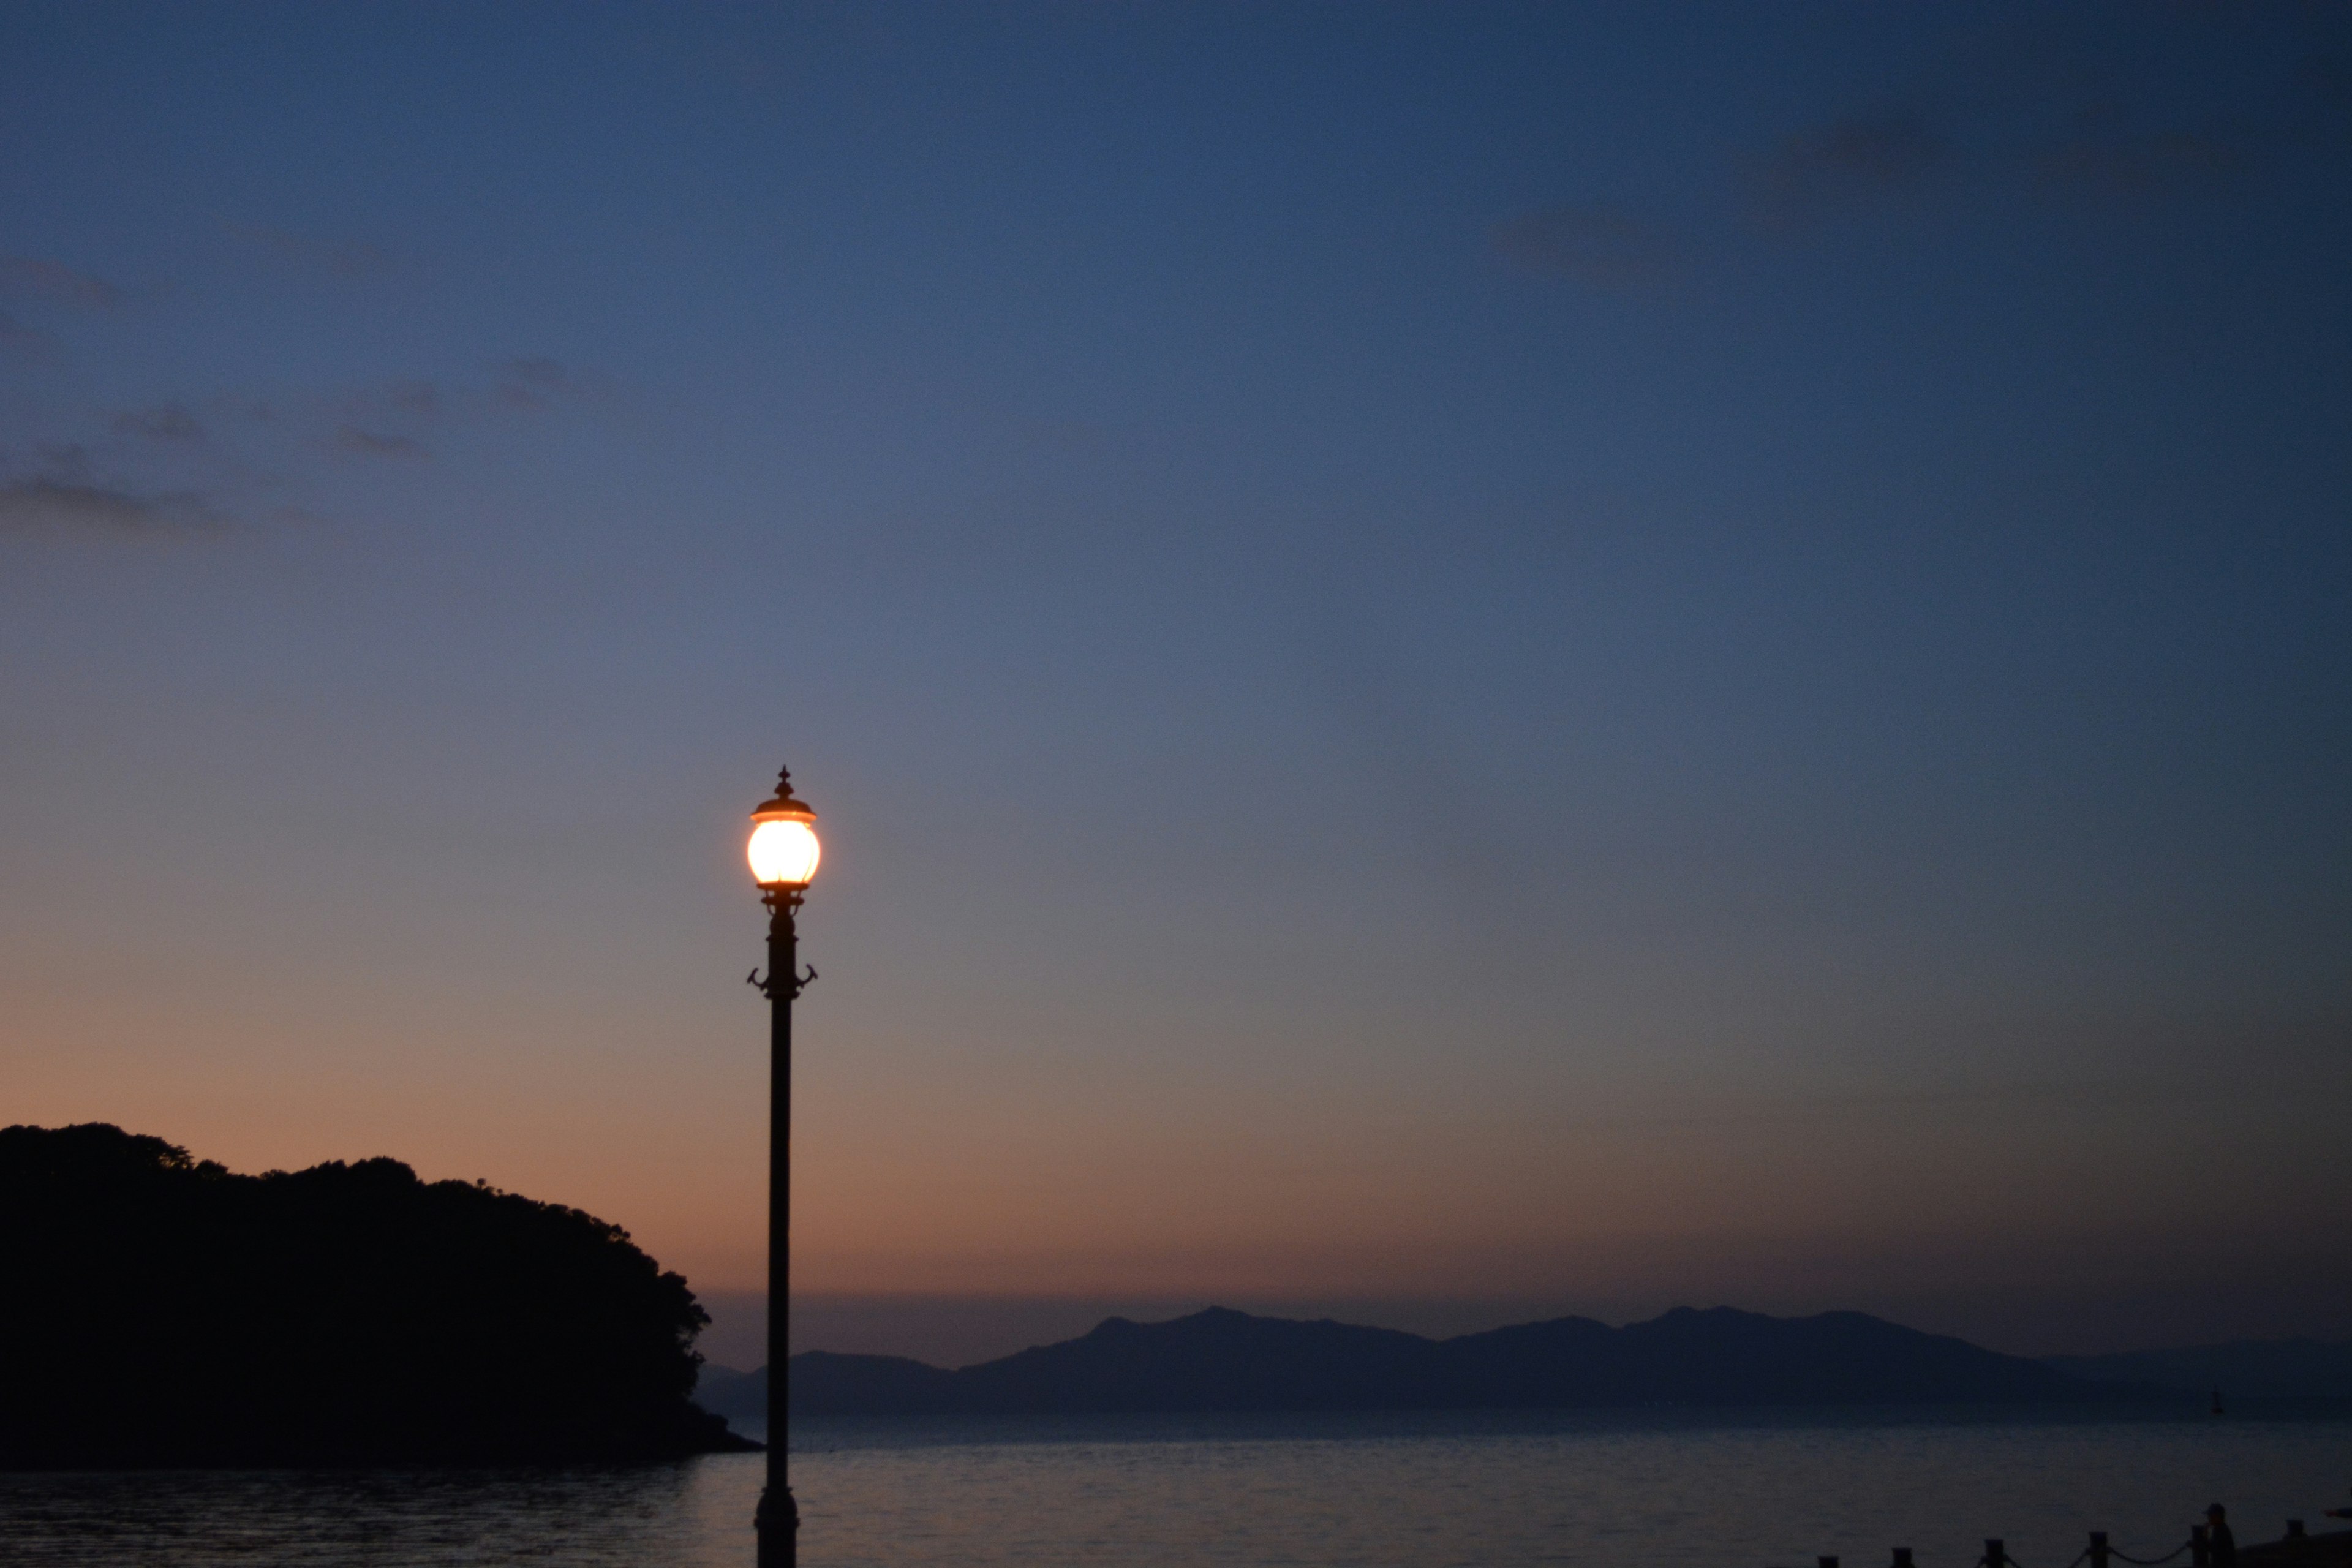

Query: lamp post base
[{"left": 755, "top": 1485, "right": 799, "bottom": 1567}]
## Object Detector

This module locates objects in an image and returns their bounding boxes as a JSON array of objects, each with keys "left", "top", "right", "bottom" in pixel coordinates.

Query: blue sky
[{"left": 3, "top": 2, "right": 2346, "bottom": 1361}]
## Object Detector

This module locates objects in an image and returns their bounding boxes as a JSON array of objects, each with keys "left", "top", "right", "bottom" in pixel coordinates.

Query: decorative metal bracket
[{"left": 747, "top": 964, "right": 818, "bottom": 1001}]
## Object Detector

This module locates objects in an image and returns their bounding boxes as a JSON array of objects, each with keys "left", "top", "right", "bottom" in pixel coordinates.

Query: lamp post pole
[
  {"left": 745, "top": 768, "right": 821, "bottom": 1568},
  {"left": 755, "top": 878, "right": 801, "bottom": 1567}
]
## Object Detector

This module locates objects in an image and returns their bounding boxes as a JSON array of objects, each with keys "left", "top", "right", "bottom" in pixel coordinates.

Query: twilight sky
[{"left": 4, "top": 2, "right": 2347, "bottom": 1366}]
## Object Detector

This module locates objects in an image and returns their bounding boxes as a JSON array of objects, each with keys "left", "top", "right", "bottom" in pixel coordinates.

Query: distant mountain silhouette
[
  {"left": 0, "top": 1123, "right": 755, "bottom": 1468},
  {"left": 694, "top": 1362, "right": 766, "bottom": 1420},
  {"left": 2043, "top": 1340, "right": 2352, "bottom": 1400},
  {"left": 756, "top": 1305, "right": 2112, "bottom": 1416}
]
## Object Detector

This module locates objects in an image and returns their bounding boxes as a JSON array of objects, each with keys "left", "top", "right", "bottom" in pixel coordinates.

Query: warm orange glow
[{"left": 747, "top": 816, "right": 820, "bottom": 888}]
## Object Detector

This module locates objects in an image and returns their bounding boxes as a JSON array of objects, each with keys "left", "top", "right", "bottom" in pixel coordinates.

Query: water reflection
[
  {"left": 3, "top": 1415, "right": 2346, "bottom": 1567},
  {"left": 0, "top": 1454, "right": 761, "bottom": 1567}
]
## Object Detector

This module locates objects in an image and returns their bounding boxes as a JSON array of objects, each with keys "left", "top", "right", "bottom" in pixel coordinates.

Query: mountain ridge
[{"left": 696, "top": 1304, "right": 2135, "bottom": 1418}]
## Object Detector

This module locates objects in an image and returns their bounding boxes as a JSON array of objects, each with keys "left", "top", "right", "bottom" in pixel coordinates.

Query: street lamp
[{"left": 747, "top": 766, "right": 819, "bottom": 1568}]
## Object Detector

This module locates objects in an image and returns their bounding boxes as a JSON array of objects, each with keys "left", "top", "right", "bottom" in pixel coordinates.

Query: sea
[{"left": 3, "top": 1406, "right": 2346, "bottom": 1567}]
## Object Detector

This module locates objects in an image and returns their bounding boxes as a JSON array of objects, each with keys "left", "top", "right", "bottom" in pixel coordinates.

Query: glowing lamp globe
[{"left": 747, "top": 771, "right": 820, "bottom": 889}]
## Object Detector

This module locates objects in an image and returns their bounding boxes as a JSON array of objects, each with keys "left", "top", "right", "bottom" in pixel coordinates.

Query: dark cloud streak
[
  {"left": 2034, "top": 128, "right": 2257, "bottom": 200},
  {"left": 0, "top": 477, "right": 229, "bottom": 537},
  {"left": 492, "top": 356, "right": 571, "bottom": 410},
  {"left": 111, "top": 404, "right": 206, "bottom": 443},
  {"left": 334, "top": 424, "right": 426, "bottom": 459},
  {"left": 0, "top": 255, "right": 124, "bottom": 311},
  {"left": 1748, "top": 111, "right": 1947, "bottom": 228}
]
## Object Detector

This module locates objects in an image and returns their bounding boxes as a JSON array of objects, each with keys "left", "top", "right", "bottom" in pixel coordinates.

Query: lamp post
[{"left": 746, "top": 766, "right": 820, "bottom": 1568}]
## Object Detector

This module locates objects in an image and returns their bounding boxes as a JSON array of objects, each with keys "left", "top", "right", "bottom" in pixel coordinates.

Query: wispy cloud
[
  {"left": 334, "top": 424, "right": 426, "bottom": 459},
  {"left": 1730, "top": 19, "right": 2348, "bottom": 238},
  {"left": 1491, "top": 205, "right": 1684, "bottom": 292},
  {"left": 0, "top": 477, "right": 228, "bottom": 537},
  {"left": 493, "top": 356, "right": 571, "bottom": 409},
  {"left": 110, "top": 404, "right": 206, "bottom": 443},
  {"left": 1749, "top": 111, "right": 1946, "bottom": 228},
  {"left": 0, "top": 254, "right": 124, "bottom": 311},
  {"left": 224, "top": 222, "right": 394, "bottom": 281},
  {"left": 2035, "top": 128, "right": 2255, "bottom": 201}
]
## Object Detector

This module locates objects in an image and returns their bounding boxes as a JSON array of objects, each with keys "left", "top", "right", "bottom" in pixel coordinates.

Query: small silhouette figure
[
  {"left": 2204, "top": 1504, "right": 2236, "bottom": 1567},
  {"left": 2210, "top": 1387, "right": 2225, "bottom": 1415}
]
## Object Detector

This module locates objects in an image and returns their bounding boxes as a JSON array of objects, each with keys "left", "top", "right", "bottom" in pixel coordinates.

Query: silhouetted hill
[
  {"left": 2043, "top": 1340, "right": 2352, "bottom": 1399},
  {"left": 774, "top": 1305, "right": 2106, "bottom": 1415},
  {"left": 0, "top": 1122, "right": 755, "bottom": 1468}
]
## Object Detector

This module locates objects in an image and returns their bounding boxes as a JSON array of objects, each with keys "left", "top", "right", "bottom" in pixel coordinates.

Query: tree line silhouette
[{"left": 0, "top": 1122, "right": 753, "bottom": 1468}]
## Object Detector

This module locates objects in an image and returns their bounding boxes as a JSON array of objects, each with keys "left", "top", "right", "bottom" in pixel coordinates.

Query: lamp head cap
[{"left": 750, "top": 766, "right": 816, "bottom": 823}]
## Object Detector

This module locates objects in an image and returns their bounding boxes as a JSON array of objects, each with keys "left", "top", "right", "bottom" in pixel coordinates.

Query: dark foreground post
[
  {"left": 1987, "top": 1539, "right": 2006, "bottom": 1567},
  {"left": 745, "top": 769, "right": 823, "bottom": 1568},
  {"left": 1893, "top": 1550, "right": 1914, "bottom": 1567},
  {"left": 2192, "top": 1525, "right": 2211, "bottom": 1567},
  {"left": 2090, "top": 1531, "right": 2110, "bottom": 1568}
]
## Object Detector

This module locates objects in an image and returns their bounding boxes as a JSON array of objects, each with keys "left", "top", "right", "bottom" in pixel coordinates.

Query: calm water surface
[{"left": 4, "top": 1411, "right": 2346, "bottom": 1567}]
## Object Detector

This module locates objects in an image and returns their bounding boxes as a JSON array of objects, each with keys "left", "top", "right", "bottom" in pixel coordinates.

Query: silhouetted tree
[{"left": 0, "top": 1123, "right": 754, "bottom": 1468}]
